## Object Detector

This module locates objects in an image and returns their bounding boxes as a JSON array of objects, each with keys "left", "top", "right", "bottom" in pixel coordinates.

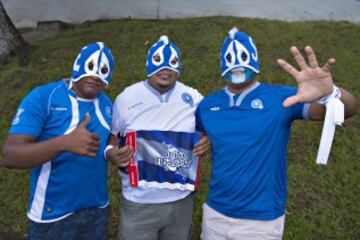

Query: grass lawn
[{"left": 0, "top": 17, "right": 359, "bottom": 239}]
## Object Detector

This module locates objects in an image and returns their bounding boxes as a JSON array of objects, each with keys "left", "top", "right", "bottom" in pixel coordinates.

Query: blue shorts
[{"left": 28, "top": 207, "right": 109, "bottom": 240}]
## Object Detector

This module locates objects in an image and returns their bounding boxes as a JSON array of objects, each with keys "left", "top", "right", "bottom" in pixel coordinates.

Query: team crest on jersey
[
  {"left": 181, "top": 93, "right": 194, "bottom": 107},
  {"left": 105, "top": 106, "right": 111, "bottom": 117},
  {"left": 12, "top": 108, "right": 24, "bottom": 125},
  {"left": 251, "top": 99, "right": 264, "bottom": 109},
  {"left": 155, "top": 143, "right": 191, "bottom": 172}
]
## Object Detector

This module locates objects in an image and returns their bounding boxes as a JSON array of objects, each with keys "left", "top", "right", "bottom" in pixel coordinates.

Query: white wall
[{"left": 3, "top": 0, "right": 360, "bottom": 28}]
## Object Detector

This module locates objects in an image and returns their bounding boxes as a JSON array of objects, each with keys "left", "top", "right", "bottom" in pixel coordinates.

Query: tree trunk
[{"left": 0, "top": 0, "right": 28, "bottom": 65}]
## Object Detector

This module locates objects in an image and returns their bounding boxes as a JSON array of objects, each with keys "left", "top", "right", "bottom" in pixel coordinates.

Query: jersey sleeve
[
  {"left": 195, "top": 101, "right": 205, "bottom": 132},
  {"left": 276, "top": 86, "right": 309, "bottom": 121},
  {"left": 9, "top": 87, "right": 48, "bottom": 137},
  {"left": 193, "top": 88, "right": 204, "bottom": 106},
  {"left": 111, "top": 95, "right": 127, "bottom": 135}
]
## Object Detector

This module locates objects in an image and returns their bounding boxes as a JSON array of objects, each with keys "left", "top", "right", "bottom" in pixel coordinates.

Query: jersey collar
[
  {"left": 64, "top": 79, "right": 98, "bottom": 102},
  {"left": 143, "top": 80, "right": 177, "bottom": 103},
  {"left": 224, "top": 81, "right": 260, "bottom": 107}
]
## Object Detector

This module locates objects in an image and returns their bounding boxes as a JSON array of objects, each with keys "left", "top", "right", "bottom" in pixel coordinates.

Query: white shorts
[{"left": 201, "top": 203, "right": 285, "bottom": 240}]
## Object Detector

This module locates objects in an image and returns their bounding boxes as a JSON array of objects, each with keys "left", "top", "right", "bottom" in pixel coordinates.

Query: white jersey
[{"left": 112, "top": 80, "right": 203, "bottom": 203}]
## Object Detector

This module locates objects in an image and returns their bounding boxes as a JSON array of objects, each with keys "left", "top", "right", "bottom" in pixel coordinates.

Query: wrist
[
  {"left": 317, "top": 85, "right": 341, "bottom": 105},
  {"left": 54, "top": 135, "right": 70, "bottom": 153},
  {"left": 104, "top": 144, "right": 115, "bottom": 160}
]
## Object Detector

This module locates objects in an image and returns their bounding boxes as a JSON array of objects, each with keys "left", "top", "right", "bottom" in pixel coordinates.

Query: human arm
[
  {"left": 2, "top": 113, "right": 100, "bottom": 169},
  {"left": 104, "top": 134, "right": 132, "bottom": 168},
  {"left": 277, "top": 46, "right": 358, "bottom": 120},
  {"left": 105, "top": 93, "right": 132, "bottom": 168},
  {"left": 193, "top": 133, "right": 211, "bottom": 157},
  {"left": 308, "top": 88, "right": 358, "bottom": 121}
]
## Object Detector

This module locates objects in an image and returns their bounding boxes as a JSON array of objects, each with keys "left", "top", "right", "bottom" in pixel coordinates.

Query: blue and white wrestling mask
[
  {"left": 220, "top": 27, "right": 260, "bottom": 84},
  {"left": 71, "top": 42, "right": 115, "bottom": 87},
  {"left": 146, "top": 35, "right": 181, "bottom": 77}
]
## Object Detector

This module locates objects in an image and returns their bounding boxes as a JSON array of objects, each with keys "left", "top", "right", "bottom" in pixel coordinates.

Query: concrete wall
[{"left": 3, "top": 0, "right": 360, "bottom": 28}]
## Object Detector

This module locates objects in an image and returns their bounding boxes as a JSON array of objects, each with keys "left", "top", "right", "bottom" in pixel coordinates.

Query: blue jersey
[
  {"left": 196, "top": 82, "right": 309, "bottom": 220},
  {"left": 9, "top": 80, "right": 112, "bottom": 222}
]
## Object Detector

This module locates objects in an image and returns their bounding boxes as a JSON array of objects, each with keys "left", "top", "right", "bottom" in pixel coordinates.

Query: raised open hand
[
  {"left": 277, "top": 46, "right": 335, "bottom": 107},
  {"left": 64, "top": 113, "right": 100, "bottom": 157}
]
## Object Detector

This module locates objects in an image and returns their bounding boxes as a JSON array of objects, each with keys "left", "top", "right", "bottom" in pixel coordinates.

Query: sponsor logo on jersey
[
  {"left": 155, "top": 143, "right": 191, "bottom": 172},
  {"left": 51, "top": 107, "right": 68, "bottom": 111},
  {"left": 128, "top": 102, "right": 144, "bottom": 110},
  {"left": 210, "top": 106, "right": 220, "bottom": 111}
]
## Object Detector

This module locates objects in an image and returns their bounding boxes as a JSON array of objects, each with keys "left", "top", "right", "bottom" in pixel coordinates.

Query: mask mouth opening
[{"left": 230, "top": 67, "right": 245, "bottom": 75}]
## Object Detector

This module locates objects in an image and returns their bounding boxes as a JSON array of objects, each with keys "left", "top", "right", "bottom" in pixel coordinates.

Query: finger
[
  {"left": 277, "top": 59, "right": 299, "bottom": 79},
  {"left": 290, "top": 46, "right": 308, "bottom": 70},
  {"left": 85, "top": 152, "right": 97, "bottom": 158},
  {"left": 85, "top": 148, "right": 98, "bottom": 157},
  {"left": 118, "top": 148, "right": 133, "bottom": 158},
  {"left": 114, "top": 151, "right": 132, "bottom": 166},
  {"left": 194, "top": 140, "right": 209, "bottom": 153},
  {"left": 194, "top": 146, "right": 210, "bottom": 157},
  {"left": 194, "top": 143, "right": 210, "bottom": 156},
  {"left": 87, "top": 145, "right": 99, "bottom": 155},
  {"left": 91, "top": 133, "right": 100, "bottom": 141},
  {"left": 117, "top": 145, "right": 132, "bottom": 154},
  {"left": 305, "top": 46, "right": 318, "bottom": 68},
  {"left": 283, "top": 95, "right": 301, "bottom": 108},
  {"left": 124, "top": 150, "right": 133, "bottom": 160},
  {"left": 78, "top": 113, "right": 91, "bottom": 128},
  {"left": 90, "top": 139, "right": 100, "bottom": 148},
  {"left": 322, "top": 58, "right": 336, "bottom": 72},
  {"left": 116, "top": 158, "right": 130, "bottom": 168},
  {"left": 195, "top": 136, "right": 208, "bottom": 147}
]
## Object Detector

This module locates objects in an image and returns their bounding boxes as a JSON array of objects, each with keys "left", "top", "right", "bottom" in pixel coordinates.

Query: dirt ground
[{"left": 0, "top": 231, "right": 27, "bottom": 240}]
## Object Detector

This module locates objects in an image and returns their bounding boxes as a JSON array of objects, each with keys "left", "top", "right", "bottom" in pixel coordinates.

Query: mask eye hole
[
  {"left": 88, "top": 61, "right": 94, "bottom": 71},
  {"left": 101, "top": 65, "right": 108, "bottom": 74},
  {"left": 241, "top": 51, "right": 248, "bottom": 61},
  {"left": 170, "top": 57, "right": 178, "bottom": 65},
  {"left": 226, "top": 53, "right": 232, "bottom": 62},
  {"left": 153, "top": 54, "right": 161, "bottom": 63}
]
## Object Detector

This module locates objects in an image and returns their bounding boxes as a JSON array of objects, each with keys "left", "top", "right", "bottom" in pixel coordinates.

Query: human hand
[
  {"left": 106, "top": 145, "right": 132, "bottom": 167},
  {"left": 64, "top": 113, "right": 100, "bottom": 157},
  {"left": 277, "top": 46, "right": 335, "bottom": 107},
  {"left": 193, "top": 135, "right": 211, "bottom": 157}
]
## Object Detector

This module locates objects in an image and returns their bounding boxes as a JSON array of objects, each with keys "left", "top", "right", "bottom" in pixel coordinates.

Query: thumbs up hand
[{"left": 63, "top": 113, "right": 100, "bottom": 157}]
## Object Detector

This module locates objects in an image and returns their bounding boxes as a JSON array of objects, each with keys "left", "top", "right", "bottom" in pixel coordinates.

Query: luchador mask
[
  {"left": 220, "top": 27, "right": 260, "bottom": 83},
  {"left": 71, "top": 42, "right": 115, "bottom": 86},
  {"left": 146, "top": 35, "right": 181, "bottom": 77}
]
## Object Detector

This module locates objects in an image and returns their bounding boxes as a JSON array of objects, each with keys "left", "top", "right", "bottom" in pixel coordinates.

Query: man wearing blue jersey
[
  {"left": 196, "top": 27, "right": 358, "bottom": 239},
  {"left": 2, "top": 42, "right": 115, "bottom": 239},
  {"left": 106, "top": 35, "right": 210, "bottom": 240}
]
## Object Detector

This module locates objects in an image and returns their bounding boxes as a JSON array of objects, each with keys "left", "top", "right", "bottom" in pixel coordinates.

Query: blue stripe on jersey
[{"left": 137, "top": 130, "right": 199, "bottom": 151}]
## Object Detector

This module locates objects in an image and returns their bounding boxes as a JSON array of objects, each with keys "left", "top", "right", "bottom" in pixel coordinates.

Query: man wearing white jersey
[
  {"left": 2, "top": 42, "right": 115, "bottom": 239},
  {"left": 105, "top": 36, "right": 210, "bottom": 240}
]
